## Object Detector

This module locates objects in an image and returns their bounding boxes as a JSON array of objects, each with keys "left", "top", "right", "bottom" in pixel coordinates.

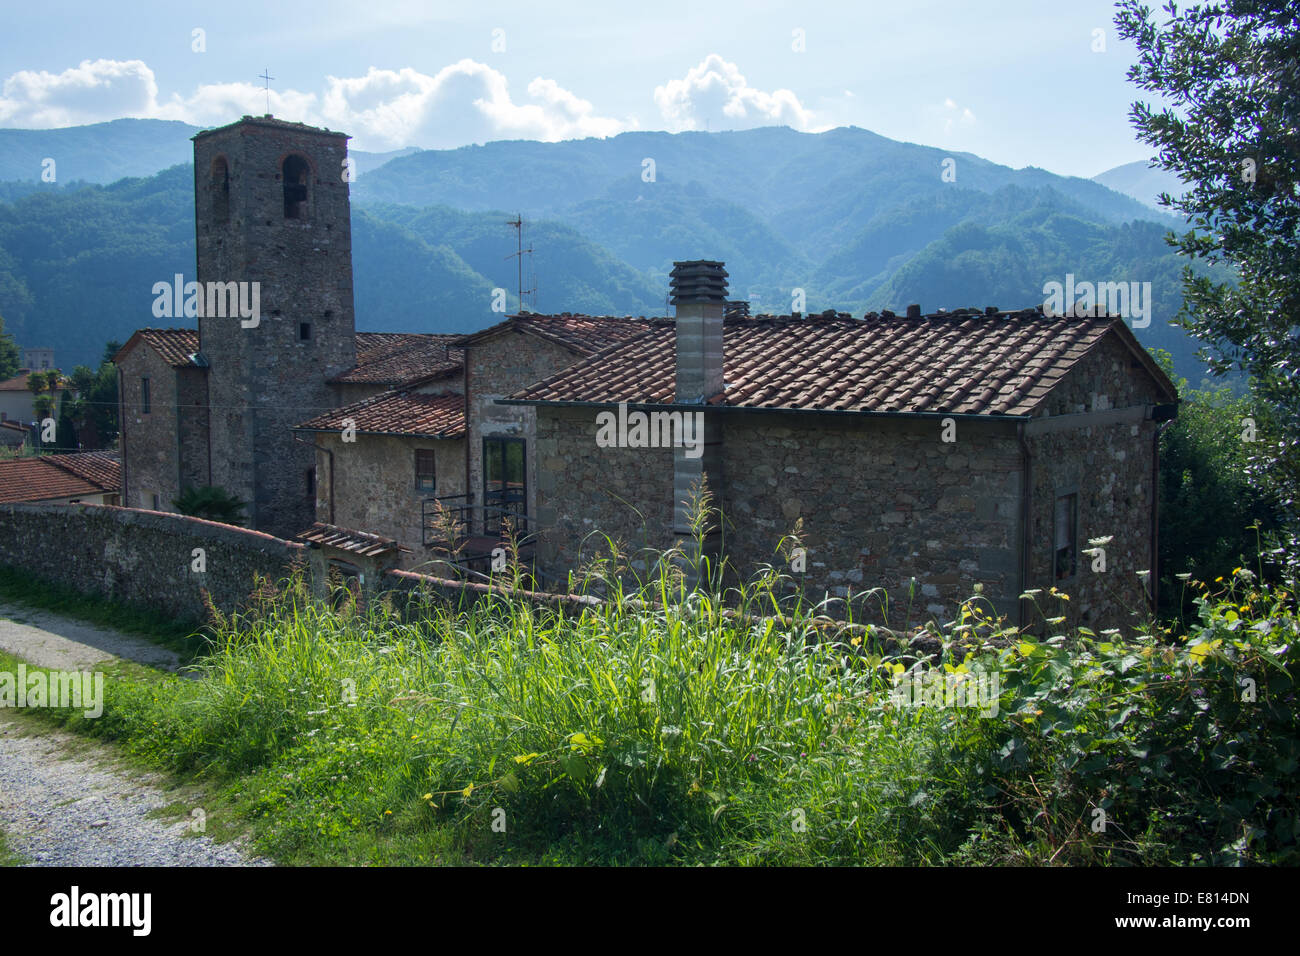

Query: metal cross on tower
[{"left": 257, "top": 68, "right": 275, "bottom": 115}]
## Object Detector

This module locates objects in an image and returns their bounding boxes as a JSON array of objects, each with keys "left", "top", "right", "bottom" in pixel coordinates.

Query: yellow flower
[{"left": 421, "top": 793, "right": 432, "bottom": 801}]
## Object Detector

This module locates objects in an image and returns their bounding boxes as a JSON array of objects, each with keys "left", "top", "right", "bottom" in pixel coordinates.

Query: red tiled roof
[
  {"left": 294, "top": 390, "right": 465, "bottom": 438},
  {"left": 332, "top": 333, "right": 463, "bottom": 387},
  {"left": 0, "top": 370, "right": 65, "bottom": 391},
  {"left": 460, "top": 313, "right": 655, "bottom": 356},
  {"left": 0, "top": 456, "right": 115, "bottom": 503},
  {"left": 506, "top": 309, "right": 1176, "bottom": 417},
  {"left": 44, "top": 452, "right": 121, "bottom": 491},
  {"left": 112, "top": 329, "right": 202, "bottom": 368}
]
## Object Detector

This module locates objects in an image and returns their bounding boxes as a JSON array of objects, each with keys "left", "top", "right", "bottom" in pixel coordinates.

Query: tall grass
[{"left": 33, "top": 508, "right": 1300, "bottom": 866}]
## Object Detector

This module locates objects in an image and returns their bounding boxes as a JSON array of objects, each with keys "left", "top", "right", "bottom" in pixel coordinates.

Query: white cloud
[
  {"left": 0, "top": 58, "right": 629, "bottom": 150},
  {"left": 320, "top": 62, "right": 627, "bottom": 149},
  {"left": 653, "top": 54, "right": 813, "bottom": 132},
  {"left": 0, "top": 59, "right": 160, "bottom": 127}
]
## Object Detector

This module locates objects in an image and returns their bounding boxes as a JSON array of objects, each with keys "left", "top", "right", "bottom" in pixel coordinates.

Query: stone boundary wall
[
  {"left": 0, "top": 502, "right": 306, "bottom": 622},
  {"left": 0, "top": 502, "right": 602, "bottom": 626}
]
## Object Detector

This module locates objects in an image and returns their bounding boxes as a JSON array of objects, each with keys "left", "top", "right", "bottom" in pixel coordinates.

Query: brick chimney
[{"left": 670, "top": 260, "right": 727, "bottom": 582}]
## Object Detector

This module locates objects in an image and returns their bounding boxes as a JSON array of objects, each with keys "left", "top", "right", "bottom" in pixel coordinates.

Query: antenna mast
[{"left": 505, "top": 214, "right": 536, "bottom": 313}]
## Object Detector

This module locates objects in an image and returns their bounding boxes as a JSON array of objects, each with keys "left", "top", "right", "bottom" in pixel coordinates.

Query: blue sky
[{"left": 0, "top": 0, "right": 1158, "bottom": 178}]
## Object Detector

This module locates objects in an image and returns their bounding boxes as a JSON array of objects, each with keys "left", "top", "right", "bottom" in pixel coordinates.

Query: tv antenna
[{"left": 505, "top": 214, "right": 536, "bottom": 313}]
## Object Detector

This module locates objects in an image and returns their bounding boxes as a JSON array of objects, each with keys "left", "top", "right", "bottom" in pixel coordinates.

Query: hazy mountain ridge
[{"left": 0, "top": 120, "right": 1209, "bottom": 376}]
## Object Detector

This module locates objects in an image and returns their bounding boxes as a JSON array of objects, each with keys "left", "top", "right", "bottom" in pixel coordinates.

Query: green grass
[
  {"left": 6, "top": 494, "right": 1297, "bottom": 866},
  {"left": 0, "top": 564, "right": 209, "bottom": 664},
  {"left": 0, "top": 826, "right": 21, "bottom": 866},
  {"left": 13, "top": 536, "right": 1296, "bottom": 867}
]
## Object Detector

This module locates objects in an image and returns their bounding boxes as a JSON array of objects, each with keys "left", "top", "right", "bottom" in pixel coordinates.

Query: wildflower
[
  {"left": 1087, "top": 535, "right": 1114, "bottom": 546},
  {"left": 1234, "top": 568, "right": 1256, "bottom": 582},
  {"left": 1137, "top": 570, "right": 1151, "bottom": 581},
  {"left": 1175, "top": 572, "right": 1192, "bottom": 582}
]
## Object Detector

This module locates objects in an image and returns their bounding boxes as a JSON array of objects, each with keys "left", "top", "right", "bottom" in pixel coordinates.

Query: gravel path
[
  {"left": 0, "top": 602, "right": 266, "bottom": 867},
  {"left": 0, "top": 601, "right": 182, "bottom": 672}
]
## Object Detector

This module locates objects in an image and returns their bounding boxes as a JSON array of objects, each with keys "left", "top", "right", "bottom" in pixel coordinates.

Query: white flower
[{"left": 1087, "top": 535, "right": 1114, "bottom": 546}]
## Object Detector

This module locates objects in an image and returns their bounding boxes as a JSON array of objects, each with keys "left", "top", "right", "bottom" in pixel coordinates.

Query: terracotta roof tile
[
  {"left": 461, "top": 314, "right": 655, "bottom": 356},
  {"left": 295, "top": 390, "right": 465, "bottom": 438},
  {"left": 508, "top": 310, "right": 1166, "bottom": 418},
  {"left": 118, "top": 329, "right": 463, "bottom": 387},
  {"left": 0, "top": 454, "right": 118, "bottom": 503},
  {"left": 332, "top": 333, "right": 463, "bottom": 387},
  {"left": 44, "top": 451, "right": 121, "bottom": 491},
  {"left": 128, "top": 329, "right": 202, "bottom": 368},
  {"left": 0, "top": 370, "right": 67, "bottom": 391}
]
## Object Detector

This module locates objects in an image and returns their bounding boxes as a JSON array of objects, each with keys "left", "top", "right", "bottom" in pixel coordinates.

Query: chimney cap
[{"left": 670, "top": 260, "right": 729, "bottom": 305}]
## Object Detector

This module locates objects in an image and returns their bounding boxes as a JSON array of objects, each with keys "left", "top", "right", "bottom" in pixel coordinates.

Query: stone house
[
  {"left": 292, "top": 313, "right": 649, "bottom": 573},
  {"left": 109, "top": 115, "right": 1178, "bottom": 629},
  {"left": 502, "top": 262, "right": 1178, "bottom": 631}
]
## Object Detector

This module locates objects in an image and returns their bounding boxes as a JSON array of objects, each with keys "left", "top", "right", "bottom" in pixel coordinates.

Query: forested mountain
[{"left": 0, "top": 120, "right": 1211, "bottom": 376}]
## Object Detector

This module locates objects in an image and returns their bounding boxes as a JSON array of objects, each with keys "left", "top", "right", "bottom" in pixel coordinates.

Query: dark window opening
[
  {"left": 306, "top": 467, "right": 316, "bottom": 497},
  {"left": 415, "top": 449, "right": 436, "bottom": 494},
  {"left": 483, "top": 437, "right": 526, "bottom": 534},
  {"left": 282, "top": 154, "right": 310, "bottom": 219},
  {"left": 299, "top": 321, "right": 312, "bottom": 341},
  {"left": 1054, "top": 493, "right": 1078, "bottom": 581},
  {"left": 211, "top": 156, "right": 230, "bottom": 224},
  {"left": 141, "top": 376, "right": 151, "bottom": 415}
]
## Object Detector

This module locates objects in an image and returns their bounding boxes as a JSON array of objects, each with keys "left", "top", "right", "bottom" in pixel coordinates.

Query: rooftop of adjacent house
[
  {"left": 0, "top": 369, "right": 65, "bottom": 391},
  {"left": 0, "top": 451, "right": 121, "bottom": 504},
  {"left": 332, "top": 332, "right": 463, "bottom": 387},
  {"left": 114, "top": 328, "right": 463, "bottom": 387},
  {"left": 459, "top": 313, "right": 657, "bottom": 356},
  {"left": 293, "top": 390, "right": 466, "bottom": 439},
  {"left": 504, "top": 308, "right": 1177, "bottom": 418},
  {"left": 113, "top": 329, "right": 203, "bottom": 368}
]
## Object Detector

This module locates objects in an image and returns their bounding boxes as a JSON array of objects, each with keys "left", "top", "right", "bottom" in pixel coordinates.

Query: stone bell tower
[{"left": 192, "top": 115, "right": 357, "bottom": 537}]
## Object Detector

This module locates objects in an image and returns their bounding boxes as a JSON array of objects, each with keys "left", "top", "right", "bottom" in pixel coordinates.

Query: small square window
[
  {"left": 1054, "top": 493, "right": 1078, "bottom": 581},
  {"left": 299, "top": 322, "right": 312, "bottom": 341},
  {"left": 415, "top": 449, "right": 436, "bottom": 493}
]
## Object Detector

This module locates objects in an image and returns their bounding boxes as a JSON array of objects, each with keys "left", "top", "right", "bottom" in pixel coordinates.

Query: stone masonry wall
[
  {"left": 536, "top": 405, "right": 1025, "bottom": 624},
  {"left": 468, "top": 329, "right": 581, "bottom": 534},
  {"left": 534, "top": 405, "right": 676, "bottom": 583},
  {"left": 118, "top": 348, "right": 181, "bottom": 510},
  {"left": 177, "top": 366, "right": 210, "bottom": 490},
  {"left": 316, "top": 432, "right": 467, "bottom": 571},
  {"left": 1023, "top": 332, "right": 1169, "bottom": 631},
  {"left": 0, "top": 502, "right": 306, "bottom": 622}
]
